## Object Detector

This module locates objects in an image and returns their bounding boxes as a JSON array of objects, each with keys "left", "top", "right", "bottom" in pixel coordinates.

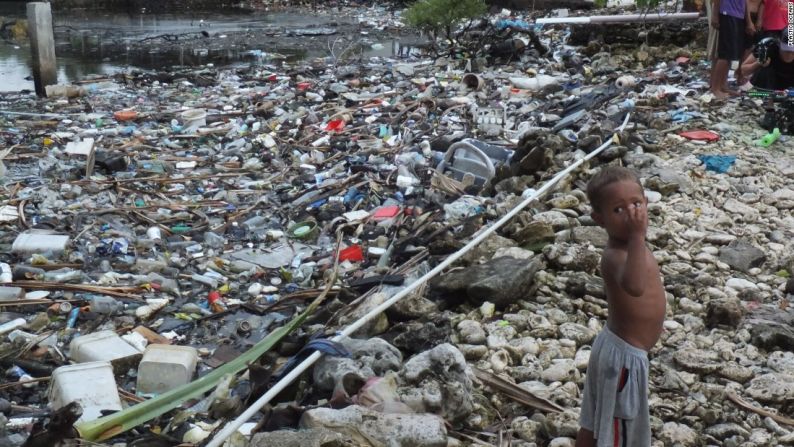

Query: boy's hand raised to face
[{"left": 625, "top": 201, "right": 648, "bottom": 238}]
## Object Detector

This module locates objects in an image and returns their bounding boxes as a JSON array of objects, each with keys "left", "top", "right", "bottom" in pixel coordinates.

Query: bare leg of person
[
  {"left": 711, "top": 59, "right": 730, "bottom": 99},
  {"left": 575, "top": 428, "right": 596, "bottom": 447}
]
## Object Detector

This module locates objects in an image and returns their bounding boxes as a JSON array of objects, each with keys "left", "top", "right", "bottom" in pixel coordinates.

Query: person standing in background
[
  {"left": 760, "top": 0, "right": 788, "bottom": 39},
  {"left": 709, "top": 0, "right": 746, "bottom": 98}
]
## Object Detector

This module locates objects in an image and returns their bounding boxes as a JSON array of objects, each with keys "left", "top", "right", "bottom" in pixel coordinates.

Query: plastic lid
[{"left": 293, "top": 225, "right": 311, "bottom": 237}]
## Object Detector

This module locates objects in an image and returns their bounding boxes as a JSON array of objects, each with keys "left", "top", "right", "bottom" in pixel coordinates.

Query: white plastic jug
[
  {"left": 49, "top": 361, "right": 122, "bottom": 422},
  {"left": 136, "top": 344, "right": 198, "bottom": 396}
]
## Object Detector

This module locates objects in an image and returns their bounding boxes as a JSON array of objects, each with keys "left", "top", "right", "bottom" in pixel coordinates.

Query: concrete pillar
[{"left": 27, "top": 2, "right": 58, "bottom": 97}]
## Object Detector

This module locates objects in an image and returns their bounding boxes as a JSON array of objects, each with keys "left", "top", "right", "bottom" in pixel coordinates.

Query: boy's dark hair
[{"left": 586, "top": 166, "right": 643, "bottom": 212}]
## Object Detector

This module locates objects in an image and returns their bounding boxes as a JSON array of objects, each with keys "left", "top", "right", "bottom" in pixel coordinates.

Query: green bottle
[
  {"left": 171, "top": 224, "right": 191, "bottom": 233},
  {"left": 758, "top": 128, "right": 781, "bottom": 147}
]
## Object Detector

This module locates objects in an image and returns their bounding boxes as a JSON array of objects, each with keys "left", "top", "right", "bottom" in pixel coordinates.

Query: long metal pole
[
  {"left": 205, "top": 114, "right": 632, "bottom": 447},
  {"left": 536, "top": 12, "right": 700, "bottom": 25}
]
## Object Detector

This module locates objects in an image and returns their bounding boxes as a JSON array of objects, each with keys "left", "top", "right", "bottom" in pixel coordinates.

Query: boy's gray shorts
[{"left": 579, "top": 326, "right": 651, "bottom": 447}]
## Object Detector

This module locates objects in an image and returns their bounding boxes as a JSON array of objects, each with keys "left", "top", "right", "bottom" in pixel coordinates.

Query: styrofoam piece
[
  {"left": 49, "top": 361, "right": 122, "bottom": 422},
  {"left": 69, "top": 330, "right": 142, "bottom": 366},
  {"left": 12, "top": 230, "right": 70, "bottom": 255},
  {"left": 136, "top": 344, "right": 198, "bottom": 396},
  {"left": 64, "top": 138, "right": 97, "bottom": 176},
  {"left": 64, "top": 138, "right": 95, "bottom": 156},
  {"left": 509, "top": 74, "right": 560, "bottom": 91}
]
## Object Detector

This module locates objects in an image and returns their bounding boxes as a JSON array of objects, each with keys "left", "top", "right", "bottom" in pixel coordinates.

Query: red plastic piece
[
  {"left": 208, "top": 291, "right": 221, "bottom": 304},
  {"left": 338, "top": 244, "right": 364, "bottom": 262},
  {"left": 679, "top": 130, "right": 720, "bottom": 142},
  {"left": 372, "top": 206, "right": 401, "bottom": 220},
  {"left": 297, "top": 82, "right": 312, "bottom": 91},
  {"left": 325, "top": 119, "right": 345, "bottom": 132}
]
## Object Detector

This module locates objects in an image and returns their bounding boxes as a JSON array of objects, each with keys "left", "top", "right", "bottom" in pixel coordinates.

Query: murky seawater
[{"left": 0, "top": 2, "right": 410, "bottom": 92}]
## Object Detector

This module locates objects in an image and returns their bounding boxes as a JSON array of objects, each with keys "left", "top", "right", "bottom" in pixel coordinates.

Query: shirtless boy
[{"left": 576, "top": 166, "right": 667, "bottom": 447}]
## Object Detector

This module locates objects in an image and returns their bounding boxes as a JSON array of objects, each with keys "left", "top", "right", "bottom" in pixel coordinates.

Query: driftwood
[
  {"left": 473, "top": 367, "right": 565, "bottom": 414},
  {"left": 9, "top": 281, "right": 142, "bottom": 299},
  {"left": 726, "top": 391, "right": 794, "bottom": 427}
]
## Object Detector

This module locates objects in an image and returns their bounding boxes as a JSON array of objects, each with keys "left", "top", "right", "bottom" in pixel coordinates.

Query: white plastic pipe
[
  {"left": 205, "top": 113, "right": 632, "bottom": 447},
  {"left": 536, "top": 12, "right": 700, "bottom": 25}
]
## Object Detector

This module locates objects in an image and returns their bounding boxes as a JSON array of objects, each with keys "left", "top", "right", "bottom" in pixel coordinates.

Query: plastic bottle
[
  {"left": 204, "top": 232, "right": 226, "bottom": 250},
  {"left": 606, "top": 98, "right": 635, "bottom": 116},
  {"left": 759, "top": 128, "right": 781, "bottom": 147},
  {"left": 86, "top": 296, "right": 123, "bottom": 314},
  {"left": 44, "top": 269, "right": 83, "bottom": 283},
  {"left": 9, "top": 330, "right": 58, "bottom": 347},
  {"left": 66, "top": 307, "right": 80, "bottom": 328},
  {"left": 138, "top": 273, "right": 179, "bottom": 296},
  {"left": 0, "top": 263, "right": 11, "bottom": 283},
  {"left": 13, "top": 265, "right": 46, "bottom": 281},
  {"left": 134, "top": 258, "right": 168, "bottom": 274},
  {"left": 146, "top": 227, "right": 162, "bottom": 241},
  {"left": 192, "top": 273, "right": 219, "bottom": 289},
  {"left": 242, "top": 215, "right": 268, "bottom": 232},
  {"left": 0, "top": 318, "right": 26, "bottom": 335}
]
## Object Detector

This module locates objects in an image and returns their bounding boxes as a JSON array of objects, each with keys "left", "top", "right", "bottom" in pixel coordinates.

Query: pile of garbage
[{"left": 1, "top": 4, "right": 794, "bottom": 447}]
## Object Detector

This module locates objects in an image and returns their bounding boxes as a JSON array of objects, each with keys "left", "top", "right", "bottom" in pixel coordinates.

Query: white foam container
[
  {"left": 12, "top": 230, "right": 70, "bottom": 255},
  {"left": 136, "top": 344, "right": 198, "bottom": 396},
  {"left": 49, "top": 361, "right": 122, "bottom": 422},
  {"left": 69, "top": 330, "right": 142, "bottom": 366}
]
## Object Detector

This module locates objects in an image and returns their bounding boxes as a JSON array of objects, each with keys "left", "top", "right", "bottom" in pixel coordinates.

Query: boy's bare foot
[
  {"left": 722, "top": 88, "right": 741, "bottom": 97},
  {"left": 711, "top": 89, "right": 729, "bottom": 99}
]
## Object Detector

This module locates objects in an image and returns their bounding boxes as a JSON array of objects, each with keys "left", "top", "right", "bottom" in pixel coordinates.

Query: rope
[{"left": 205, "top": 112, "right": 632, "bottom": 447}]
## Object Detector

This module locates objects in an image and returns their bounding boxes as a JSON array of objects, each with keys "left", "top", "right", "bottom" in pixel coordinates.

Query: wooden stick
[
  {"left": 472, "top": 367, "right": 564, "bottom": 414},
  {"left": 0, "top": 376, "right": 51, "bottom": 390},
  {"left": 9, "top": 281, "right": 142, "bottom": 299},
  {"left": 726, "top": 391, "right": 794, "bottom": 426}
]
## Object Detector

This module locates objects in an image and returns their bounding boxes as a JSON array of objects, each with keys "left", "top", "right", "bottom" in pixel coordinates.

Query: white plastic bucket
[
  {"left": 69, "top": 330, "right": 142, "bottom": 368},
  {"left": 136, "top": 344, "right": 198, "bottom": 396},
  {"left": 49, "top": 361, "right": 122, "bottom": 422}
]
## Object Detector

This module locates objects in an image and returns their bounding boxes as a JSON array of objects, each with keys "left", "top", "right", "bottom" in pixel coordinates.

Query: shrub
[{"left": 404, "top": 0, "right": 487, "bottom": 44}]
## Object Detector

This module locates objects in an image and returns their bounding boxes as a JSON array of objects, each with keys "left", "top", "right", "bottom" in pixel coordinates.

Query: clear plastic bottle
[
  {"left": 44, "top": 269, "right": 83, "bottom": 283},
  {"left": 242, "top": 215, "right": 268, "bottom": 232},
  {"left": 86, "top": 295, "right": 123, "bottom": 314},
  {"left": 0, "top": 318, "right": 27, "bottom": 334},
  {"left": 203, "top": 232, "right": 226, "bottom": 250}
]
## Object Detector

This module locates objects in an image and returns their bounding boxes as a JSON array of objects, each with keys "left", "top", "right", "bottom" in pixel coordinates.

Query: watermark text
[{"left": 789, "top": 1, "right": 794, "bottom": 46}]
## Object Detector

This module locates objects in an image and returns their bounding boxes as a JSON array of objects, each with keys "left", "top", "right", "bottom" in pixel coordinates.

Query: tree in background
[{"left": 403, "top": 0, "right": 488, "bottom": 54}]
